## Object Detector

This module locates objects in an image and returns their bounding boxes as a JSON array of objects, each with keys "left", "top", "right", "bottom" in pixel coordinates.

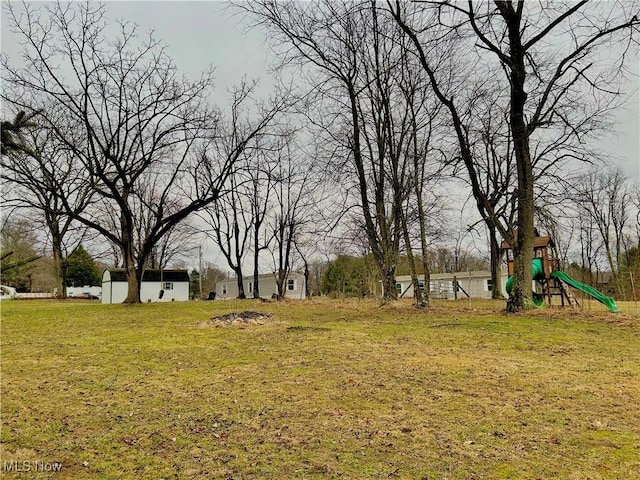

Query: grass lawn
[{"left": 1, "top": 298, "right": 639, "bottom": 479}]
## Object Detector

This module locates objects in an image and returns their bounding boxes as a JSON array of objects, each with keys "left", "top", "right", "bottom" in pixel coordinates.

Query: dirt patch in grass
[{"left": 198, "top": 310, "right": 278, "bottom": 328}]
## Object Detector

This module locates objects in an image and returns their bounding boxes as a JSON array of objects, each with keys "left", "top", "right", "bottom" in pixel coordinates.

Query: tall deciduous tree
[
  {"left": 199, "top": 80, "right": 288, "bottom": 299},
  {"left": 247, "top": 139, "right": 279, "bottom": 299},
  {"left": 573, "top": 166, "right": 631, "bottom": 297},
  {"left": 268, "top": 133, "right": 319, "bottom": 298},
  {"left": 1, "top": 112, "right": 93, "bottom": 298},
  {"left": 242, "top": 0, "right": 442, "bottom": 304},
  {"left": 390, "top": 0, "right": 639, "bottom": 311},
  {"left": 202, "top": 171, "right": 252, "bottom": 299},
  {"left": 2, "top": 2, "right": 285, "bottom": 302}
]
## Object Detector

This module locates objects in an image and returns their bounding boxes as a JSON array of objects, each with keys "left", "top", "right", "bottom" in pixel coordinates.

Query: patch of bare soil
[{"left": 198, "top": 311, "right": 277, "bottom": 329}]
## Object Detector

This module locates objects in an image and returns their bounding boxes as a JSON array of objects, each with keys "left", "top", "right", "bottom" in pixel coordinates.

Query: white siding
[
  {"left": 101, "top": 269, "right": 190, "bottom": 304},
  {"left": 216, "top": 273, "right": 306, "bottom": 300},
  {"left": 392, "top": 271, "right": 508, "bottom": 300},
  {"left": 101, "top": 273, "right": 112, "bottom": 304},
  {"left": 140, "top": 281, "right": 189, "bottom": 303},
  {"left": 102, "top": 282, "right": 128, "bottom": 304}
]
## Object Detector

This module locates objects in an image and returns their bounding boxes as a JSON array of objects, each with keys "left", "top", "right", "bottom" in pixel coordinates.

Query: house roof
[{"left": 104, "top": 269, "right": 189, "bottom": 283}]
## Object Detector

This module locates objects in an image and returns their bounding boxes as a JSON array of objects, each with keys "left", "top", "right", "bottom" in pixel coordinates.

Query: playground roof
[{"left": 500, "top": 232, "right": 555, "bottom": 251}]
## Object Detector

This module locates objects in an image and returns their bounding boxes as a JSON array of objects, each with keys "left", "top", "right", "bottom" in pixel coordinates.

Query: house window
[
  {"left": 487, "top": 279, "right": 493, "bottom": 292},
  {"left": 248, "top": 282, "right": 253, "bottom": 293},
  {"left": 418, "top": 281, "right": 426, "bottom": 292},
  {"left": 163, "top": 282, "right": 173, "bottom": 290},
  {"left": 395, "top": 283, "right": 402, "bottom": 293},
  {"left": 287, "top": 279, "right": 295, "bottom": 291},
  {"left": 222, "top": 284, "right": 227, "bottom": 295}
]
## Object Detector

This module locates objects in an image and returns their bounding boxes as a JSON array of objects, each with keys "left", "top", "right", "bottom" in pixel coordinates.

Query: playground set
[{"left": 501, "top": 230, "right": 618, "bottom": 313}]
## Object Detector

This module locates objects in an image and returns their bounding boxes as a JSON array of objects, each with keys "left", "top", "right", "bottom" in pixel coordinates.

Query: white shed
[
  {"left": 102, "top": 269, "right": 190, "bottom": 304},
  {"left": 391, "top": 270, "right": 508, "bottom": 300},
  {"left": 216, "top": 272, "right": 306, "bottom": 300}
]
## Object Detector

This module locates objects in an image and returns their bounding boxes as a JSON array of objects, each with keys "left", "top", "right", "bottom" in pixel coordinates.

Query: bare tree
[
  {"left": 201, "top": 172, "right": 252, "bottom": 299},
  {"left": 247, "top": 135, "right": 282, "bottom": 299},
  {"left": 2, "top": 2, "right": 286, "bottom": 302},
  {"left": 268, "top": 136, "right": 319, "bottom": 298},
  {"left": 1, "top": 110, "right": 93, "bottom": 298},
  {"left": 389, "top": 0, "right": 639, "bottom": 311},
  {"left": 573, "top": 166, "right": 631, "bottom": 297},
  {"left": 242, "top": 0, "right": 444, "bottom": 304},
  {"left": 198, "top": 81, "right": 289, "bottom": 299}
]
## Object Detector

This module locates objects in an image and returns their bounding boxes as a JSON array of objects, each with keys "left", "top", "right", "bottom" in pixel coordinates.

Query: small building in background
[
  {"left": 392, "top": 271, "right": 508, "bottom": 300},
  {"left": 216, "top": 272, "right": 306, "bottom": 300},
  {"left": 101, "top": 269, "right": 190, "bottom": 304}
]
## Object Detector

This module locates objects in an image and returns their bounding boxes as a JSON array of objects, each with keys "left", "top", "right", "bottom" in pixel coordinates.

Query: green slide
[
  {"left": 549, "top": 270, "right": 618, "bottom": 313},
  {"left": 505, "top": 259, "right": 618, "bottom": 312}
]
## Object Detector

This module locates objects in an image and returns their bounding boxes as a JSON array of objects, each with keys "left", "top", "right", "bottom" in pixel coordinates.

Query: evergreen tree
[{"left": 65, "top": 245, "right": 101, "bottom": 287}]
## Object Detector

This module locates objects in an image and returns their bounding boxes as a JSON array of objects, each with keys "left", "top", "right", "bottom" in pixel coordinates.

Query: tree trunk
[
  {"left": 122, "top": 227, "right": 141, "bottom": 304},
  {"left": 488, "top": 222, "right": 504, "bottom": 300},
  {"left": 414, "top": 149, "right": 431, "bottom": 307},
  {"left": 235, "top": 268, "right": 246, "bottom": 299},
  {"left": 303, "top": 258, "right": 310, "bottom": 298},
  {"left": 276, "top": 272, "right": 285, "bottom": 298},
  {"left": 499, "top": 1, "right": 534, "bottom": 312},
  {"left": 400, "top": 209, "right": 425, "bottom": 307},
  {"left": 50, "top": 229, "right": 67, "bottom": 299},
  {"left": 253, "top": 271, "right": 260, "bottom": 299},
  {"left": 123, "top": 262, "right": 141, "bottom": 304},
  {"left": 381, "top": 268, "right": 397, "bottom": 303},
  {"left": 253, "top": 233, "right": 261, "bottom": 299}
]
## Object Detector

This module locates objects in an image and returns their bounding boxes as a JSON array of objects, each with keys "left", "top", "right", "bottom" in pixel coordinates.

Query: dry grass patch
[
  {"left": 198, "top": 311, "right": 278, "bottom": 329},
  {"left": 1, "top": 298, "right": 639, "bottom": 479}
]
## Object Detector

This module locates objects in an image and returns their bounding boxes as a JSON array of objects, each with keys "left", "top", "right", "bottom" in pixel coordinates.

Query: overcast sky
[
  {"left": 2, "top": 1, "right": 637, "bottom": 179},
  {"left": 103, "top": 2, "right": 276, "bottom": 95}
]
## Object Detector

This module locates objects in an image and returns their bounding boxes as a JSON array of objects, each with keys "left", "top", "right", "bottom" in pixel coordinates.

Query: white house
[
  {"left": 102, "top": 269, "right": 190, "bottom": 304},
  {"left": 216, "top": 272, "right": 306, "bottom": 300},
  {"left": 391, "top": 270, "right": 508, "bottom": 300}
]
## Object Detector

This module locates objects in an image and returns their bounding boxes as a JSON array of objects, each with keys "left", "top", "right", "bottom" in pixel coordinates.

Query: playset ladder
[{"left": 558, "top": 280, "right": 580, "bottom": 307}]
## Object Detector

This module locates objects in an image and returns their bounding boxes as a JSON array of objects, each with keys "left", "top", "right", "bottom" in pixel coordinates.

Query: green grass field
[{"left": 1, "top": 298, "right": 639, "bottom": 479}]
